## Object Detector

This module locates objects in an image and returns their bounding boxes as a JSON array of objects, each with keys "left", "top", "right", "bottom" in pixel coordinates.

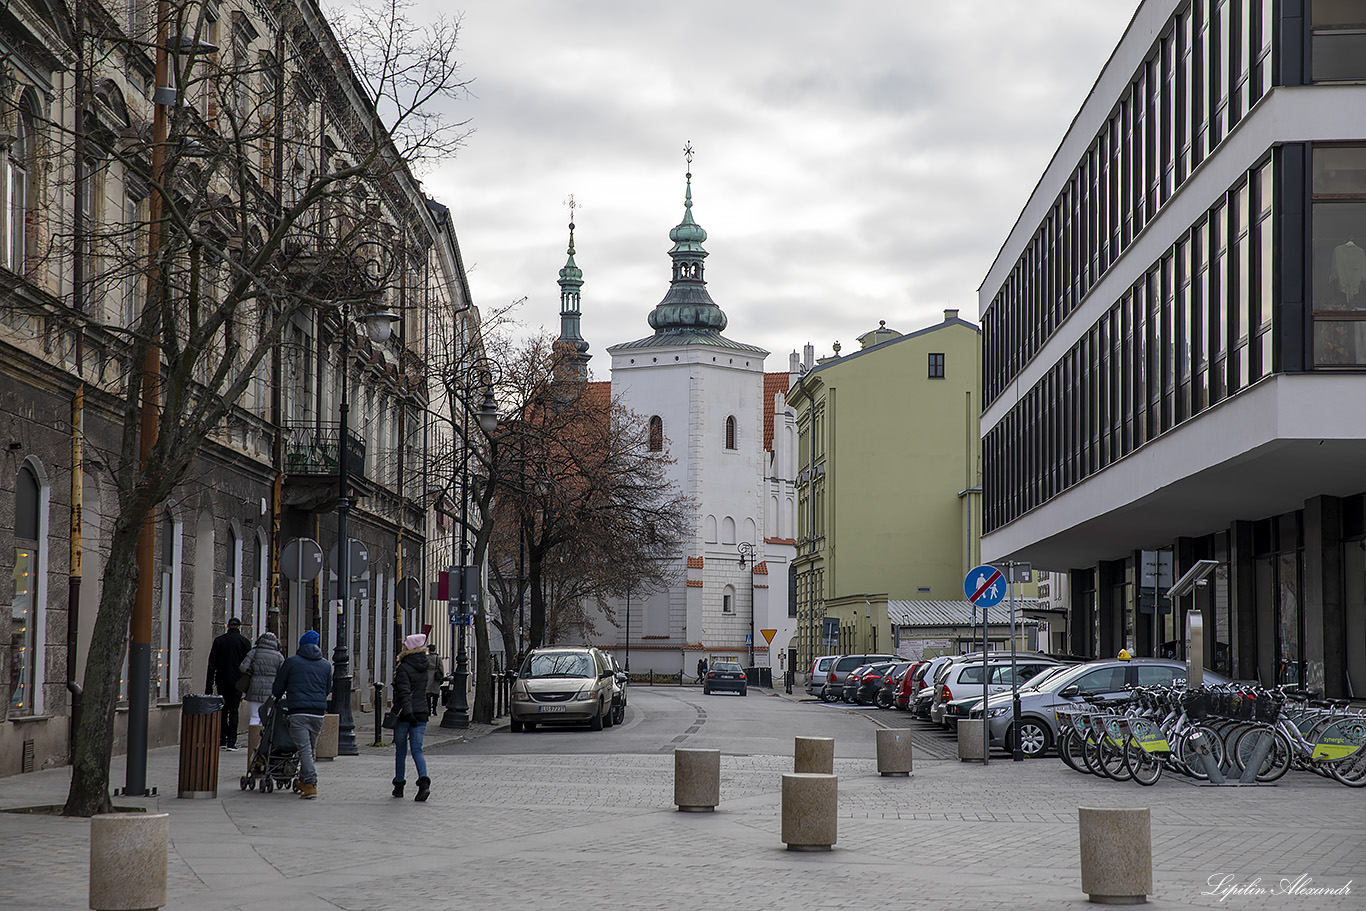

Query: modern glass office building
[{"left": 979, "top": 0, "right": 1366, "bottom": 698}]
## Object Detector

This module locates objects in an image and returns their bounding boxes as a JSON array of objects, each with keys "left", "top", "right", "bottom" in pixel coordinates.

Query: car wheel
[
  {"left": 613, "top": 706, "right": 625, "bottom": 725},
  {"left": 603, "top": 707, "right": 614, "bottom": 728},
  {"left": 509, "top": 717, "right": 523, "bottom": 733},
  {"left": 1008, "top": 718, "right": 1052, "bottom": 757},
  {"left": 524, "top": 721, "right": 537, "bottom": 732},
  {"left": 740, "top": 687, "right": 747, "bottom": 697},
  {"left": 703, "top": 685, "right": 710, "bottom": 695},
  {"left": 589, "top": 704, "right": 605, "bottom": 731}
]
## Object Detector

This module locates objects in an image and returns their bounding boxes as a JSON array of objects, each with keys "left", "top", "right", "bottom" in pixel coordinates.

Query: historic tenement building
[{"left": 0, "top": 0, "right": 475, "bottom": 775}]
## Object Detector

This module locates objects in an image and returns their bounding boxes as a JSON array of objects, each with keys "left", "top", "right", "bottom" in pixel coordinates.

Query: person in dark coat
[
  {"left": 425, "top": 644, "right": 444, "bottom": 714},
  {"left": 697, "top": 657, "right": 707, "bottom": 685},
  {"left": 392, "top": 633, "right": 431, "bottom": 801},
  {"left": 272, "top": 630, "right": 332, "bottom": 799},
  {"left": 205, "top": 617, "right": 251, "bottom": 749}
]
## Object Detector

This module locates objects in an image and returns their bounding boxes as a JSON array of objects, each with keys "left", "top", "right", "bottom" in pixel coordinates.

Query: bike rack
[{"left": 1185, "top": 728, "right": 1274, "bottom": 786}]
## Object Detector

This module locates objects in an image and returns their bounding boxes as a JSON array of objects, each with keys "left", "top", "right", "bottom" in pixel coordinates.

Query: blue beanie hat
[{"left": 300, "top": 630, "right": 320, "bottom": 647}]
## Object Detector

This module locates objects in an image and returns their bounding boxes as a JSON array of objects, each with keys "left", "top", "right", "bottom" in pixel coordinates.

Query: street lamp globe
[
  {"left": 477, "top": 387, "right": 499, "bottom": 434},
  {"left": 362, "top": 309, "right": 399, "bottom": 343}
]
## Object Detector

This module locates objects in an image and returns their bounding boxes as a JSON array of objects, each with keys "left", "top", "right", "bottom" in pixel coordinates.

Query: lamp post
[
  {"left": 737, "top": 541, "right": 757, "bottom": 667},
  {"left": 442, "top": 380, "right": 498, "bottom": 729},
  {"left": 330, "top": 294, "right": 397, "bottom": 756}
]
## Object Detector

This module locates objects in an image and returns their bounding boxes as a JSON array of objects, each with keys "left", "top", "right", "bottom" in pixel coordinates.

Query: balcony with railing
[{"left": 282, "top": 421, "right": 368, "bottom": 511}]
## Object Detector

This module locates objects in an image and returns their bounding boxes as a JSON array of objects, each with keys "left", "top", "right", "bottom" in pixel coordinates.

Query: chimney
[
  {"left": 803, "top": 343, "right": 814, "bottom": 370},
  {"left": 944, "top": 308, "right": 959, "bottom": 322},
  {"left": 789, "top": 351, "right": 800, "bottom": 373}
]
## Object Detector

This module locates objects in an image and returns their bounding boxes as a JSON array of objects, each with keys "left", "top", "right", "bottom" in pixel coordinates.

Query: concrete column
[
  {"left": 875, "top": 729, "right": 912, "bottom": 776},
  {"left": 674, "top": 748, "right": 720, "bottom": 812},
  {"left": 781, "top": 773, "right": 837, "bottom": 851},
  {"left": 89, "top": 813, "right": 169, "bottom": 911},
  {"left": 1078, "top": 806, "right": 1152, "bottom": 904},
  {"left": 316, "top": 713, "right": 339, "bottom": 760},
  {"left": 1304, "top": 496, "right": 1344, "bottom": 697},
  {"left": 794, "top": 736, "right": 834, "bottom": 774},
  {"left": 957, "top": 717, "right": 984, "bottom": 761}
]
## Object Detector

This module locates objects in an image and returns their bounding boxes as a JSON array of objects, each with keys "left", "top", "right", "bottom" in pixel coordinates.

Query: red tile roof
[
  {"left": 763, "top": 372, "right": 791, "bottom": 452},
  {"left": 686, "top": 556, "right": 705, "bottom": 569}
]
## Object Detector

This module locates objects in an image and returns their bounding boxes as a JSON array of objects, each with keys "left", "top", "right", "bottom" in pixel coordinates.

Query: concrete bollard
[
  {"left": 781, "top": 773, "right": 837, "bottom": 851},
  {"left": 89, "top": 812, "right": 169, "bottom": 911},
  {"left": 1078, "top": 807, "right": 1153, "bottom": 904},
  {"left": 316, "top": 713, "right": 339, "bottom": 760},
  {"left": 674, "top": 748, "right": 721, "bottom": 812},
  {"left": 876, "top": 728, "right": 913, "bottom": 776},
  {"left": 957, "top": 717, "right": 985, "bottom": 761},
  {"left": 794, "top": 736, "right": 835, "bottom": 774}
]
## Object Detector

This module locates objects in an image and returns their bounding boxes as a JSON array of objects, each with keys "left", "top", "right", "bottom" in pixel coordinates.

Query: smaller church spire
[{"left": 556, "top": 195, "right": 590, "bottom": 379}]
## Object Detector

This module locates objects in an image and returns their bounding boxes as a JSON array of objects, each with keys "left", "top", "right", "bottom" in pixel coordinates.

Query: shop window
[{"left": 10, "top": 465, "right": 41, "bottom": 715}]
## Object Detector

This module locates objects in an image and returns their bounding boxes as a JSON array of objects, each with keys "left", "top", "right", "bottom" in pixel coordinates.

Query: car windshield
[
  {"left": 521, "top": 652, "right": 595, "bottom": 679},
  {"left": 1017, "top": 665, "right": 1068, "bottom": 691}
]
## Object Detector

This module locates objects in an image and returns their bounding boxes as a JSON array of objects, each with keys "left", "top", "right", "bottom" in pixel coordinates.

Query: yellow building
[{"left": 789, "top": 310, "right": 1004, "bottom": 668}]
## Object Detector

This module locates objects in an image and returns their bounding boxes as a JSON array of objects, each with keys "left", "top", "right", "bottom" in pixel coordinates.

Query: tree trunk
[
  {"left": 529, "top": 552, "right": 545, "bottom": 648},
  {"left": 63, "top": 518, "right": 142, "bottom": 817},
  {"left": 472, "top": 602, "right": 493, "bottom": 723}
]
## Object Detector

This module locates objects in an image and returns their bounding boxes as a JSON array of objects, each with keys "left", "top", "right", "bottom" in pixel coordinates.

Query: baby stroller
[{"left": 240, "top": 696, "right": 300, "bottom": 794}]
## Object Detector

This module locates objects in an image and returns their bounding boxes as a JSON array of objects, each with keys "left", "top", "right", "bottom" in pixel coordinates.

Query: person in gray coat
[
  {"left": 239, "top": 632, "right": 285, "bottom": 726},
  {"left": 425, "top": 644, "right": 444, "bottom": 714}
]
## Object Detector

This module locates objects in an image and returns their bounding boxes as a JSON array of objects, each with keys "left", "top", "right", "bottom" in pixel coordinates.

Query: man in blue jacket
[{"left": 273, "top": 630, "right": 332, "bottom": 799}]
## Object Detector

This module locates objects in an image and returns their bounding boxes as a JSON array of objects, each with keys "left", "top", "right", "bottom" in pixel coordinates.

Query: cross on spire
[{"left": 683, "top": 141, "right": 694, "bottom": 178}]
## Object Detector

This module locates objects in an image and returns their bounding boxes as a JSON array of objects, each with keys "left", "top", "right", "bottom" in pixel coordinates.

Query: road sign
[
  {"left": 964, "top": 564, "right": 1006, "bottom": 608},
  {"left": 744, "top": 634, "right": 752, "bottom": 646},
  {"left": 281, "top": 538, "right": 323, "bottom": 582},
  {"left": 761, "top": 628, "right": 777, "bottom": 645},
  {"left": 327, "top": 539, "right": 369, "bottom": 580},
  {"left": 1007, "top": 563, "right": 1032, "bottom": 583},
  {"left": 397, "top": 576, "right": 421, "bottom": 612}
]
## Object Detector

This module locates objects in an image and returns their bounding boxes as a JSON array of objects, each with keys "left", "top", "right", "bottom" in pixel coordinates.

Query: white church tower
[{"left": 606, "top": 147, "right": 771, "bottom": 675}]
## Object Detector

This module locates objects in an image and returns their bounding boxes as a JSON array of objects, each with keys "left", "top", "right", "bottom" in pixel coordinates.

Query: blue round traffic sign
[{"left": 964, "top": 564, "right": 1006, "bottom": 607}]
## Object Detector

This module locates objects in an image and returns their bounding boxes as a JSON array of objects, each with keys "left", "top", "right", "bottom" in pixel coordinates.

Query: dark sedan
[
  {"left": 855, "top": 662, "right": 899, "bottom": 705},
  {"left": 875, "top": 662, "right": 913, "bottom": 708},
  {"left": 703, "top": 659, "right": 747, "bottom": 696},
  {"left": 840, "top": 665, "right": 873, "bottom": 702}
]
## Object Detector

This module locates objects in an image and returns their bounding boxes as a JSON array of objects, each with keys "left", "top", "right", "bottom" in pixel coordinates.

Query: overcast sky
[{"left": 413, "top": 2, "right": 1141, "bottom": 377}]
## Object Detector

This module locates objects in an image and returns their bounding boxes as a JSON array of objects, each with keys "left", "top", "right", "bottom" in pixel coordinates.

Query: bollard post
[
  {"left": 90, "top": 813, "right": 170, "bottom": 911},
  {"left": 674, "top": 748, "right": 721, "bottom": 811},
  {"left": 371, "top": 682, "right": 385, "bottom": 747},
  {"left": 1078, "top": 807, "right": 1152, "bottom": 904},
  {"left": 794, "top": 736, "right": 835, "bottom": 774}
]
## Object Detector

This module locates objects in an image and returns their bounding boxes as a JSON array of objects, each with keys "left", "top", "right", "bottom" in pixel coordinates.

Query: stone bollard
[
  {"left": 876, "top": 729, "right": 913, "bottom": 776},
  {"left": 794, "top": 736, "right": 835, "bottom": 774},
  {"left": 781, "top": 773, "right": 837, "bottom": 851},
  {"left": 1078, "top": 807, "right": 1153, "bottom": 904},
  {"left": 674, "top": 748, "right": 721, "bottom": 812},
  {"left": 316, "top": 713, "right": 339, "bottom": 760},
  {"left": 90, "top": 812, "right": 170, "bottom": 911},
  {"left": 957, "top": 717, "right": 985, "bottom": 761}
]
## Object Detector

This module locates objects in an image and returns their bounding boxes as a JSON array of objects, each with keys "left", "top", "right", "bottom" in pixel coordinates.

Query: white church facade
[{"left": 570, "top": 159, "right": 800, "bottom": 678}]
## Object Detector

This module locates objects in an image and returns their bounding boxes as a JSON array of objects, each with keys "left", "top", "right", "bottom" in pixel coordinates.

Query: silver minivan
[{"left": 510, "top": 646, "right": 615, "bottom": 732}]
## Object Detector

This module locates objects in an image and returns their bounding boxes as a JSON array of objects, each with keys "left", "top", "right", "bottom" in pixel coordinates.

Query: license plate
[{"left": 538, "top": 705, "right": 567, "bottom": 713}]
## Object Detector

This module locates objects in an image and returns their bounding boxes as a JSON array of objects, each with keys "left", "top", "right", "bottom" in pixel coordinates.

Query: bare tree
[{"left": 20, "top": 0, "right": 474, "bottom": 816}]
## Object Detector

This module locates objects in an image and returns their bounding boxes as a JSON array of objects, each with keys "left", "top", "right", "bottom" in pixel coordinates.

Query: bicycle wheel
[
  {"left": 1176, "top": 725, "right": 1225, "bottom": 780},
  {"left": 1328, "top": 748, "right": 1366, "bottom": 788},
  {"left": 1059, "top": 728, "right": 1086, "bottom": 773},
  {"left": 1081, "top": 733, "right": 1105, "bottom": 777},
  {"left": 1100, "top": 739, "right": 1133, "bottom": 781},
  {"left": 1232, "top": 726, "right": 1291, "bottom": 783},
  {"left": 1123, "top": 737, "right": 1162, "bottom": 786}
]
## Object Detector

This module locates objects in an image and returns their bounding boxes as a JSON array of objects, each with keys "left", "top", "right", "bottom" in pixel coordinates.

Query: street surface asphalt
[{"left": 0, "top": 683, "right": 1361, "bottom": 910}]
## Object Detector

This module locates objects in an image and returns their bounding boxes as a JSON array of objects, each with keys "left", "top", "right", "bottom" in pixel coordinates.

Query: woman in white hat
[{"left": 392, "top": 633, "right": 432, "bottom": 801}]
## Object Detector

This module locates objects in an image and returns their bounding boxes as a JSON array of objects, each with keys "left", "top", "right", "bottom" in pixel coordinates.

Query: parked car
[
  {"left": 604, "top": 653, "right": 629, "bottom": 725},
  {"left": 939, "top": 661, "right": 1065, "bottom": 729},
  {"left": 910, "top": 655, "right": 956, "bottom": 717},
  {"left": 510, "top": 646, "right": 615, "bottom": 733},
  {"left": 853, "top": 662, "right": 899, "bottom": 705},
  {"left": 929, "top": 652, "right": 1056, "bottom": 725},
  {"left": 894, "top": 661, "right": 925, "bottom": 710},
  {"left": 974, "top": 658, "right": 1234, "bottom": 757},
  {"left": 805, "top": 655, "right": 839, "bottom": 700},
  {"left": 704, "top": 657, "right": 747, "bottom": 696},
  {"left": 820, "top": 654, "right": 901, "bottom": 703},
  {"left": 839, "top": 664, "right": 873, "bottom": 702},
  {"left": 874, "top": 662, "right": 914, "bottom": 708}
]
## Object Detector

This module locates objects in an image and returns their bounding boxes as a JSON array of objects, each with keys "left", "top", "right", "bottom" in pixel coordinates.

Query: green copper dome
[{"left": 647, "top": 166, "right": 727, "bottom": 335}]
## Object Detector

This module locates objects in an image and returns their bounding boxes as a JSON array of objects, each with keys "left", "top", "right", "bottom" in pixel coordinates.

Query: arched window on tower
[
  {"left": 725, "top": 416, "right": 737, "bottom": 450},
  {"left": 649, "top": 415, "right": 663, "bottom": 452}
]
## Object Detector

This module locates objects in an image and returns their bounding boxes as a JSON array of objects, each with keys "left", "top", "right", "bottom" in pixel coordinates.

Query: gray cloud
[{"left": 412, "top": 0, "right": 1139, "bottom": 366}]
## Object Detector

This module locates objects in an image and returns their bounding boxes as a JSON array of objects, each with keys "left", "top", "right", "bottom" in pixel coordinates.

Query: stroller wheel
[
  {"left": 248, "top": 779, "right": 256, "bottom": 790},
  {"left": 263, "top": 778, "right": 274, "bottom": 793},
  {"left": 292, "top": 779, "right": 301, "bottom": 793},
  {"left": 239, "top": 776, "right": 249, "bottom": 791}
]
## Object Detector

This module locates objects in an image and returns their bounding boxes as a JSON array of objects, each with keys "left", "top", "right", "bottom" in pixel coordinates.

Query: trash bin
[{"left": 178, "top": 693, "right": 223, "bottom": 799}]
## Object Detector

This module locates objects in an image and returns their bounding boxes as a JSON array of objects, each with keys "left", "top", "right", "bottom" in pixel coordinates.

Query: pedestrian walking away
[
  {"left": 697, "top": 657, "right": 707, "bottom": 684},
  {"left": 272, "top": 630, "right": 332, "bottom": 799},
  {"left": 393, "top": 633, "right": 432, "bottom": 801},
  {"left": 206, "top": 617, "right": 251, "bottom": 749},
  {"left": 425, "top": 644, "right": 444, "bottom": 715},
  {"left": 239, "top": 631, "right": 285, "bottom": 726}
]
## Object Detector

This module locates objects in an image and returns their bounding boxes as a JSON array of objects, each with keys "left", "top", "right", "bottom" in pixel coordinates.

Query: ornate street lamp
[
  {"left": 330, "top": 296, "right": 398, "bottom": 755},
  {"left": 737, "top": 541, "right": 757, "bottom": 667},
  {"left": 442, "top": 381, "right": 498, "bottom": 728}
]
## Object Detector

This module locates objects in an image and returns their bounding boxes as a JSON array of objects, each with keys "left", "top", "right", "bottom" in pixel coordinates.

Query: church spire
[
  {"left": 556, "top": 196, "right": 590, "bottom": 379},
  {"left": 646, "top": 142, "right": 728, "bottom": 337}
]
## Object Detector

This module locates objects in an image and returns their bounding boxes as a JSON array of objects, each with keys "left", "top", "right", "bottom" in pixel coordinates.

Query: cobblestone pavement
[{"left": 0, "top": 705, "right": 1362, "bottom": 911}]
